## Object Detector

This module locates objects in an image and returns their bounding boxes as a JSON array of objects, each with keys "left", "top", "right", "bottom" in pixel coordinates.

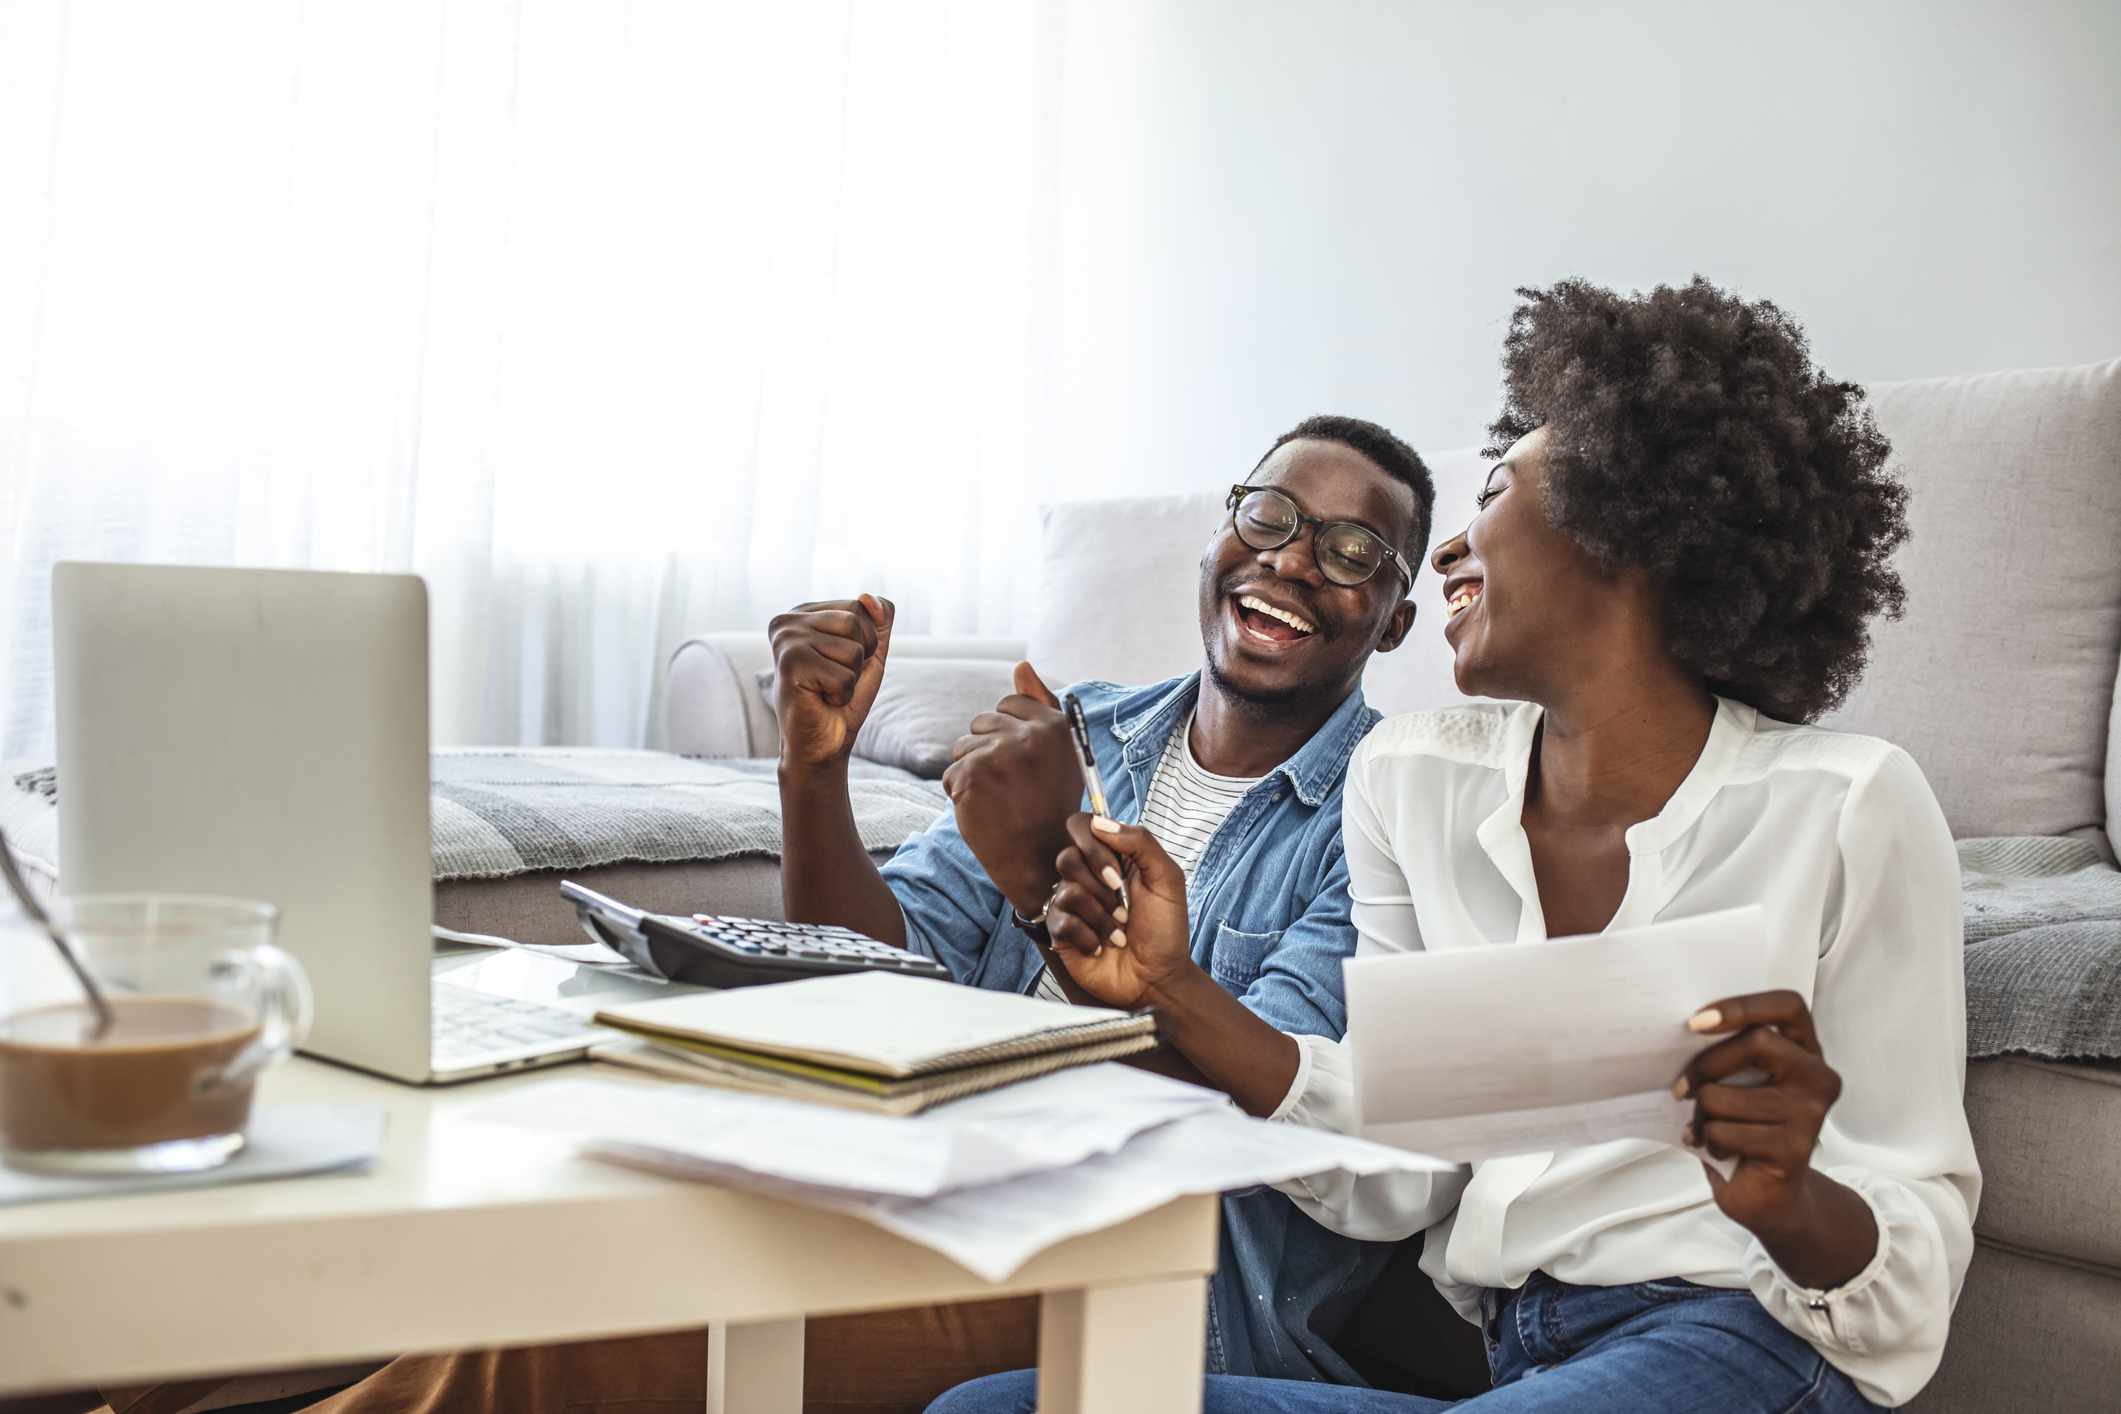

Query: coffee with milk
[{"left": 0, "top": 996, "right": 263, "bottom": 1154}]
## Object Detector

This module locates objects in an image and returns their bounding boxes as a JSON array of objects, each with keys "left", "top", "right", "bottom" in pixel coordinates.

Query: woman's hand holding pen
[
  {"left": 1675, "top": 989, "right": 1879, "bottom": 1289},
  {"left": 1044, "top": 813, "right": 1194, "bottom": 1010},
  {"left": 1047, "top": 813, "right": 1300, "bottom": 1118}
]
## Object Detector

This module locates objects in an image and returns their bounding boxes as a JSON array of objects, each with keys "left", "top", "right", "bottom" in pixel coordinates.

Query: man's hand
[
  {"left": 1675, "top": 989, "right": 1879, "bottom": 1289},
  {"left": 768, "top": 595, "right": 894, "bottom": 770},
  {"left": 1045, "top": 813, "right": 1197, "bottom": 1010},
  {"left": 940, "top": 662, "right": 1083, "bottom": 916}
]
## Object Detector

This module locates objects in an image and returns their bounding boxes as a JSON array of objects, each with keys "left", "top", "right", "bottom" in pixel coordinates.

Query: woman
[{"left": 931, "top": 277, "right": 1978, "bottom": 1412}]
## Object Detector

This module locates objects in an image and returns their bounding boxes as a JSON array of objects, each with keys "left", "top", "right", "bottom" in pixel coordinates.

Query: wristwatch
[{"left": 1011, "top": 883, "right": 1059, "bottom": 937}]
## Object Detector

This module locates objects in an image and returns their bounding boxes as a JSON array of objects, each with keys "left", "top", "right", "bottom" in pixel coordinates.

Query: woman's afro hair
[{"left": 1485, "top": 276, "right": 1910, "bottom": 722}]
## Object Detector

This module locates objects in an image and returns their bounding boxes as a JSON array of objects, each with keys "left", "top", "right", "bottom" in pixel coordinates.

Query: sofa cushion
[
  {"left": 1909, "top": 1239, "right": 2121, "bottom": 1413},
  {"left": 756, "top": 658, "right": 1018, "bottom": 778},
  {"left": 1962, "top": 1055, "right": 2121, "bottom": 1273},
  {"left": 1820, "top": 359, "right": 2121, "bottom": 840},
  {"left": 1026, "top": 491, "right": 1220, "bottom": 691},
  {"left": 665, "top": 631, "right": 1027, "bottom": 761},
  {"left": 1026, "top": 445, "right": 1494, "bottom": 716},
  {"left": 437, "top": 856, "right": 794, "bottom": 949}
]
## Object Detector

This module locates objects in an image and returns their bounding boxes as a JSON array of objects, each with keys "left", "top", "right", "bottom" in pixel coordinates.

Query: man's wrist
[
  {"left": 778, "top": 753, "right": 852, "bottom": 792},
  {"left": 1010, "top": 893, "right": 1054, "bottom": 935},
  {"left": 1002, "top": 867, "right": 1062, "bottom": 922}
]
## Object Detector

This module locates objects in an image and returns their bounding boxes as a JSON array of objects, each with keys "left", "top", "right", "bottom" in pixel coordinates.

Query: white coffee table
[{"left": 0, "top": 1056, "right": 1218, "bottom": 1413}]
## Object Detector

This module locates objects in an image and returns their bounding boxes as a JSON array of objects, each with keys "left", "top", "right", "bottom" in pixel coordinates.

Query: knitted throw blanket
[
  {"left": 4, "top": 750, "right": 949, "bottom": 884},
  {"left": 1957, "top": 836, "right": 2121, "bottom": 1062}
]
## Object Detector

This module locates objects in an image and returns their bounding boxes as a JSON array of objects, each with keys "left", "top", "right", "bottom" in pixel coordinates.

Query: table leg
[
  {"left": 1035, "top": 1275, "right": 1207, "bottom": 1414},
  {"left": 705, "top": 1316, "right": 804, "bottom": 1414}
]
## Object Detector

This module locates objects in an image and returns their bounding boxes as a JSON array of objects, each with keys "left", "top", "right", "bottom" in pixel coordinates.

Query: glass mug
[{"left": 0, "top": 895, "right": 312, "bottom": 1174}]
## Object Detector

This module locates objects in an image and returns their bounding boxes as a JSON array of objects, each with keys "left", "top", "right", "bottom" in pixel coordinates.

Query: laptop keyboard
[{"left": 432, "top": 983, "right": 604, "bottom": 1062}]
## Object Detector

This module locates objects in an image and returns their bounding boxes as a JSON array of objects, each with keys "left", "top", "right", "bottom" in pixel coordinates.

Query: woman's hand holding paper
[{"left": 1676, "top": 989, "right": 1879, "bottom": 1289}]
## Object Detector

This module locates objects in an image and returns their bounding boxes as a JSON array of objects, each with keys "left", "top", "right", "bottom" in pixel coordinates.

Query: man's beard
[{"left": 1202, "top": 647, "right": 1312, "bottom": 717}]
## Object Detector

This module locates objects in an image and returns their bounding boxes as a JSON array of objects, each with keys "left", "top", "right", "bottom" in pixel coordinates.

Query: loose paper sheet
[
  {"left": 588, "top": 1107, "right": 1452, "bottom": 1282},
  {"left": 467, "top": 1063, "right": 1454, "bottom": 1281},
  {"left": 1345, "top": 905, "right": 1809, "bottom": 1162},
  {"left": 463, "top": 1062, "right": 1226, "bottom": 1198}
]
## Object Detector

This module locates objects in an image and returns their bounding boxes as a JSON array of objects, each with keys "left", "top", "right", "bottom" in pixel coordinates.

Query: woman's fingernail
[
  {"left": 1687, "top": 1008, "right": 1722, "bottom": 1032},
  {"left": 1113, "top": 906, "right": 1128, "bottom": 924},
  {"left": 1101, "top": 866, "right": 1124, "bottom": 890},
  {"left": 1092, "top": 816, "right": 1121, "bottom": 835},
  {"left": 1109, "top": 929, "right": 1127, "bottom": 948},
  {"left": 1671, "top": 1076, "right": 1690, "bottom": 1100}
]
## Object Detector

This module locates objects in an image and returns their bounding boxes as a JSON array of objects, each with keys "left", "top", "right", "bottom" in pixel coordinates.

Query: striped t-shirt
[{"left": 1033, "top": 713, "right": 1262, "bottom": 1000}]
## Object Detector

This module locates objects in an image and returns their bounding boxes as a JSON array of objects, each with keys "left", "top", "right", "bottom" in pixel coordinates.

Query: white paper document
[
  {"left": 467, "top": 1061, "right": 1455, "bottom": 1280},
  {"left": 464, "top": 1061, "right": 1226, "bottom": 1198},
  {"left": 579, "top": 1103, "right": 1452, "bottom": 1282},
  {"left": 1345, "top": 904, "right": 1810, "bottom": 1162},
  {"left": 784, "top": 1109, "right": 1452, "bottom": 1282}
]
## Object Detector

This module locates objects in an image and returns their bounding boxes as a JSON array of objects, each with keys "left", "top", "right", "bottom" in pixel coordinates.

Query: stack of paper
[{"left": 591, "top": 971, "right": 1160, "bottom": 1115}]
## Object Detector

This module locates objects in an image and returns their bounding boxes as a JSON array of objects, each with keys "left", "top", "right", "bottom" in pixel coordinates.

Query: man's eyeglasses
[{"left": 1226, "top": 485, "right": 1413, "bottom": 593}]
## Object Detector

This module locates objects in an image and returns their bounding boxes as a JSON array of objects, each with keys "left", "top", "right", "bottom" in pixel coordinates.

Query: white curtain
[{"left": 0, "top": 0, "right": 1085, "bottom": 760}]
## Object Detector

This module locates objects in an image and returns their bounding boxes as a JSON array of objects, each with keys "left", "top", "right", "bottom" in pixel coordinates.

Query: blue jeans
[{"left": 925, "top": 1273, "right": 1882, "bottom": 1413}]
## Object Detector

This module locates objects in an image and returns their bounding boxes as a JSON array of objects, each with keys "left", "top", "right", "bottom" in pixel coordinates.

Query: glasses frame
[{"left": 1225, "top": 484, "right": 1414, "bottom": 595}]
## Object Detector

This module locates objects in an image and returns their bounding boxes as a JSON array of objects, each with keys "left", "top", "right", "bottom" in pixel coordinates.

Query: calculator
[{"left": 558, "top": 880, "right": 953, "bottom": 989}]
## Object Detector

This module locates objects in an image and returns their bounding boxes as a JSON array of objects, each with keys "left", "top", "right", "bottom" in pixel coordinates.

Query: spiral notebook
[{"left": 591, "top": 970, "right": 1159, "bottom": 1114}]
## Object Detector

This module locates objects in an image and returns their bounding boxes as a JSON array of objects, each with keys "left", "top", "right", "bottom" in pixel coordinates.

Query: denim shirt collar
[{"left": 1108, "top": 671, "right": 1373, "bottom": 809}]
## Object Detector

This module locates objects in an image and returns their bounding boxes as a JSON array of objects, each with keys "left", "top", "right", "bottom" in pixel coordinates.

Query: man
[
  {"left": 102, "top": 415, "right": 1433, "bottom": 1414},
  {"left": 770, "top": 414, "right": 1433, "bottom": 1387}
]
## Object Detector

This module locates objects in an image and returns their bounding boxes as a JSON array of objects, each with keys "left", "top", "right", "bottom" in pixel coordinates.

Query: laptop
[{"left": 52, "top": 561, "right": 677, "bottom": 1084}]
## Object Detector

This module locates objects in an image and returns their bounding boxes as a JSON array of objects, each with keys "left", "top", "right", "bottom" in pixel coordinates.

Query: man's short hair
[{"left": 1250, "top": 414, "right": 1435, "bottom": 563}]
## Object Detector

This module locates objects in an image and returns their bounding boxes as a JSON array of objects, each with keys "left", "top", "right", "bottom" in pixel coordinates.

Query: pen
[
  {"left": 1062, "top": 692, "right": 1127, "bottom": 910},
  {"left": 1062, "top": 693, "right": 1111, "bottom": 818}
]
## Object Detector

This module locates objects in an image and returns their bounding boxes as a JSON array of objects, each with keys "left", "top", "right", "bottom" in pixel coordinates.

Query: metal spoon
[{"left": 0, "top": 826, "right": 114, "bottom": 1039}]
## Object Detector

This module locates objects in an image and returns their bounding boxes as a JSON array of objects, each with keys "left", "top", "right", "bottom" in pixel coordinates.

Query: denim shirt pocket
[{"left": 1210, "top": 922, "right": 1282, "bottom": 992}]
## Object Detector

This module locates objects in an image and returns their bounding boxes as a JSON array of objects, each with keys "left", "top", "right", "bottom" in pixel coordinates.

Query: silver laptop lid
[{"left": 54, "top": 562, "right": 435, "bottom": 1082}]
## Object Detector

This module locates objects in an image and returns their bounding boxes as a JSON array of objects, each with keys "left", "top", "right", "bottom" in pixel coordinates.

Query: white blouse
[{"left": 1271, "top": 698, "right": 1980, "bottom": 1408}]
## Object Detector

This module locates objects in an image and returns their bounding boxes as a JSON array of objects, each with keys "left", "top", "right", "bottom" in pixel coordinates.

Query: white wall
[{"left": 1032, "top": 0, "right": 2121, "bottom": 512}]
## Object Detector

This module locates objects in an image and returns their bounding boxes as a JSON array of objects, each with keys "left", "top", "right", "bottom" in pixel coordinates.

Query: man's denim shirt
[{"left": 879, "top": 673, "right": 1390, "bottom": 1385}]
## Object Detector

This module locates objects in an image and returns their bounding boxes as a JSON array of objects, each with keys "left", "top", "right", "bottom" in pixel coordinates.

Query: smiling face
[
  {"left": 1198, "top": 438, "right": 1418, "bottom": 709},
  {"left": 1432, "top": 425, "right": 1629, "bottom": 701}
]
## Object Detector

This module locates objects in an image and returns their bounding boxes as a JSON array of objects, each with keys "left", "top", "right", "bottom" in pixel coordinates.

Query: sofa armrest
[
  {"left": 662, "top": 630, "right": 1028, "bottom": 759},
  {"left": 664, "top": 634, "right": 774, "bottom": 758}
]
